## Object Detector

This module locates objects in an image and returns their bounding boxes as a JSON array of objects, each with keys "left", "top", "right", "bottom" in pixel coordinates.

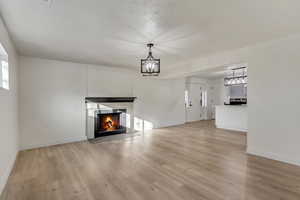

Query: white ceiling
[
  {"left": 190, "top": 63, "right": 247, "bottom": 80},
  {"left": 1, "top": 0, "right": 300, "bottom": 71},
  {"left": 190, "top": 65, "right": 228, "bottom": 80}
]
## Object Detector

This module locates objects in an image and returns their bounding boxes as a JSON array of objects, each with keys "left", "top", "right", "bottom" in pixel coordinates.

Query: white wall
[
  {"left": 211, "top": 78, "right": 228, "bottom": 106},
  {"left": 215, "top": 105, "right": 247, "bottom": 132},
  {"left": 0, "top": 18, "right": 19, "bottom": 194},
  {"left": 19, "top": 56, "right": 185, "bottom": 149},
  {"left": 19, "top": 57, "right": 87, "bottom": 150},
  {"left": 247, "top": 35, "right": 300, "bottom": 166},
  {"left": 133, "top": 78, "right": 185, "bottom": 128},
  {"left": 87, "top": 65, "right": 134, "bottom": 97}
]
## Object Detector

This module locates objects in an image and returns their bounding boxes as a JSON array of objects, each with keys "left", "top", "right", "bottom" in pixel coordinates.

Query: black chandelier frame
[
  {"left": 224, "top": 67, "right": 248, "bottom": 86},
  {"left": 141, "top": 43, "right": 160, "bottom": 76}
]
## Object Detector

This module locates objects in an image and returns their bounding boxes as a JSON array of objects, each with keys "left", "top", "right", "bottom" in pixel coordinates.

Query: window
[
  {"left": 0, "top": 43, "right": 9, "bottom": 90},
  {"left": 201, "top": 90, "right": 207, "bottom": 107},
  {"left": 2, "top": 60, "right": 9, "bottom": 89},
  {"left": 185, "top": 90, "right": 190, "bottom": 107}
]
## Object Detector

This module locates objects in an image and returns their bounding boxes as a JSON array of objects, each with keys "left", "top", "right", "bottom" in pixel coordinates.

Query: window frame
[{"left": 0, "top": 43, "right": 9, "bottom": 91}]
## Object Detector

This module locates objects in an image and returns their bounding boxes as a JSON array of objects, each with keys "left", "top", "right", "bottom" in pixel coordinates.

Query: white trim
[
  {"left": 247, "top": 147, "right": 300, "bottom": 167},
  {"left": 0, "top": 150, "right": 18, "bottom": 196},
  {"left": 20, "top": 136, "right": 87, "bottom": 150},
  {"left": 216, "top": 124, "right": 247, "bottom": 132}
]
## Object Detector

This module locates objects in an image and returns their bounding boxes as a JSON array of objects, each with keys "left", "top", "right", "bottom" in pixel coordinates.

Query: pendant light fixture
[
  {"left": 224, "top": 67, "right": 247, "bottom": 86},
  {"left": 141, "top": 43, "right": 160, "bottom": 76}
]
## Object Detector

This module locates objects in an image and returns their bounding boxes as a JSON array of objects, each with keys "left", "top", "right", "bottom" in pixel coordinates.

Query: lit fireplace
[
  {"left": 102, "top": 114, "right": 119, "bottom": 131},
  {"left": 94, "top": 109, "right": 127, "bottom": 138}
]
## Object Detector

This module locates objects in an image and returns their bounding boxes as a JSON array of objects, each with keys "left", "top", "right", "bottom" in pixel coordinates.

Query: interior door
[{"left": 186, "top": 83, "right": 207, "bottom": 122}]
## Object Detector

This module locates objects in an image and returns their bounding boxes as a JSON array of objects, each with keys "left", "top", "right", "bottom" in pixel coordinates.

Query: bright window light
[
  {"left": 0, "top": 43, "right": 8, "bottom": 90},
  {"left": 201, "top": 90, "right": 207, "bottom": 107},
  {"left": 185, "top": 90, "right": 190, "bottom": 107},
  {"left": 2, "top": 61, "right": 9, "bottom": 90},
  {"left": 126, "top": 113, "right": 131, "bottom": 128},
  {"left": 134, "top": 117, "right": 143, "bottom": 131},
  {"left": 144, "top": 120, "right": 153, "bottom": 130}
]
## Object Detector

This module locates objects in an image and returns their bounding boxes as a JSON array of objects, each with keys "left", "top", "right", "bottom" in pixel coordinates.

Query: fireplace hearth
[
  {"left": 94, "top": 109, "right": 127, "bottom": 138},
  {"left": 85, "top": 97, "right": 136, "bottom": 140}
]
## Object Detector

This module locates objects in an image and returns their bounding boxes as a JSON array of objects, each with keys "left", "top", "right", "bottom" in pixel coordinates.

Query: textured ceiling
[
  {"left": 192, "top": 67, "right": 228, "bottom": 80},
  {"left": 191, "top": 63, "right": 247, "bottom": 80},
  {"left": 1, "top": 0, "right": 300, "bottom": 72}
]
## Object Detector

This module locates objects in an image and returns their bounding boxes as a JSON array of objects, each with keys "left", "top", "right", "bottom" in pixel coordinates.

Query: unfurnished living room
[{"left": 1, "top": 0, "right": 300, "bottom": 199}]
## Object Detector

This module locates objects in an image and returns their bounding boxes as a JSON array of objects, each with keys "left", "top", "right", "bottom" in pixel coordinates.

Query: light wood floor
[{"left": 2, "top": 121, "right": 300, "bottom": 200}]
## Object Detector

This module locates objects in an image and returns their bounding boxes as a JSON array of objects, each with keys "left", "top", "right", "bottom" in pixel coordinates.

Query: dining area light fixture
[
  {"left": 224, "top": 66, "right": 247, "bottom": 86},
  {"left": 141, "top": 43, "right": 160, "bottom": 76}
]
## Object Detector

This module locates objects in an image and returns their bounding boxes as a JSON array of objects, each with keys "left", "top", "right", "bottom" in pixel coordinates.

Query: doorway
[{"left": 185, "top": 82, "right": 208, "bottom": 122}]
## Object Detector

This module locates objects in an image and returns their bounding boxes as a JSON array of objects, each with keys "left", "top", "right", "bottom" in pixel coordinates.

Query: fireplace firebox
[{"left": 94, "top": 109, "right": 127, "bottom": 138}]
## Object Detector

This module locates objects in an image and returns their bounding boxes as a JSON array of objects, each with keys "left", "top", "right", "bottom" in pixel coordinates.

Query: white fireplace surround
[{"left": 86, "top": 102, "right": 135, "bottom": 139}]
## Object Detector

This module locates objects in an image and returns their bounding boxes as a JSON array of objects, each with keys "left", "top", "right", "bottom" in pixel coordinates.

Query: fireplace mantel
[{"left": 85, "top": 97, "right": 136, "bottom": 103}]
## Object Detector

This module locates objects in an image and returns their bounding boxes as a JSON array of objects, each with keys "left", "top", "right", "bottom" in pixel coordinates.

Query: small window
[
  {"left": 0, "top": 43, "right": 9, "bottom": 90},
  {"left": 185, "top": 90, "right": 190, "bottom": 107},
  {"left": 201, "top": 90, "right": 207, "bottom": 107}
]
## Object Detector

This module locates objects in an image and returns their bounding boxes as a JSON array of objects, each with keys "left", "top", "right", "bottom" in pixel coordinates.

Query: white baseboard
[
  {"left": 0, "top": 150, "right": 18, "bottom": 196},
  {"left": 216, "top": 124, "right": 248, "bottom": 132},
  {"left": 20, "top": 136, "right": 87, "bottom": 150},
  {"left": 247, "top": 147, "right": 300, "bottom": 167}
]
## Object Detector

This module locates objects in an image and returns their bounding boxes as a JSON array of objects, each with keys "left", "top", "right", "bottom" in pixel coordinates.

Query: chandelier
[
  {"left": 141, "top": 43, "right": 160, "bottom": 76},
  {"left": 224, "top": 67, "right": 247, "bottom": 86}
]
